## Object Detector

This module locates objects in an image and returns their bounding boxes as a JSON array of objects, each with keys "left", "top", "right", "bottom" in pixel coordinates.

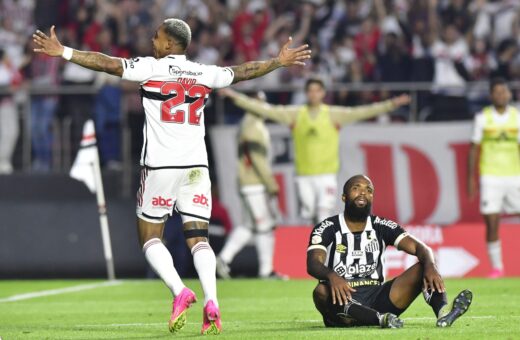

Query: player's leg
[
  {"left": 315, "top": 174, "right": 338, "bottom": 223},
  {"left": 313, "top": 283, "right": 402, "bottom": 328},
  {"left": 296, "top": 176, "right": 317, "bottom": 222},
  {"left": 386, "top": 262, "right": 448, "bottom": 317},
  {"left": 216, "top": 188, "right": 255, "bottom": 278},
  {"left": 480, "top": 176, "right": 505, "bottom": 277},
  {"left": 176, "top": 168, "right": 221, "bottom": 334},
  {"left": 136, "top": 168, "right": 195, "bottom": 333},
  {"left": 385, "top": 262, "right": 472, "bottom": 327},
  {"left": 247, "top": 187, "right": 278, "bottom": 278}
]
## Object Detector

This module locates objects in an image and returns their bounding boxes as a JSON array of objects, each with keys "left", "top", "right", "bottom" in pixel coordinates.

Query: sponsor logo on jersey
[
  {"left": 365, "top": 240, "right": 379, "bottom": 253},
  {"left": 334, "top": 263, "right": 347, "bottom": 277},
  {"left": 351, "top": 250, "right": 364, "bottom": 257},
  {"left": 169, "top": 65, "right": 203, "bottom": 77},
  {"left": 335, "top": 244, "right": 347, "bottom": 253},
  {"left": 193, "top": 194, "right": 209, "bottom": 207},
  {"left": 311, "top": 235, "right": 322, "bottom": 245},
  {"left": 313, "top": 220, "right": 334, "bottom": 237},
  {"left": 374, "top": 216, "right": 398, "bottom": 229},
  {"left": 347, "top": 262, "right": 377, "bottom": 276},
  {"left": 152, "top": 196, "right": 173, "bottom": 207}
]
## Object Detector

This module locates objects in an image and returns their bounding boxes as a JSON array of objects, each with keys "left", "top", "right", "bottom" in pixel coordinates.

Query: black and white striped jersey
[{"left": 307, "top": 214, "right": 408, "bottom": 283}]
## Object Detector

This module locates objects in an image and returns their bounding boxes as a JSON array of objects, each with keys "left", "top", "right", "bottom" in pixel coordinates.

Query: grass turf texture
[{"left": 0, "top": 278, "right": 518, "bottom": 339}]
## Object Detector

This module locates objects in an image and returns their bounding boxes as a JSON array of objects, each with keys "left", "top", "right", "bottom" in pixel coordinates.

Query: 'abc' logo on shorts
[
  {"left": 152, "top": 196, "right": 173, "bottom": 207},
  {"left": 193, "top": 194, "right": 209, "bottom": 207}
]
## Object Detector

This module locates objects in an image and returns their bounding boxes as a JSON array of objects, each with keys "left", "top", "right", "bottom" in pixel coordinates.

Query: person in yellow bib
[
  {"left": 219, "top": 78, "right": 410, "bottom": 224},
  {"left": 467, "top": 78, "right": 520, "bottom": 279}
]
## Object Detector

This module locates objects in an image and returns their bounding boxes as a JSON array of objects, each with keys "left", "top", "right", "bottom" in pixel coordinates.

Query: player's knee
[{"left": 313, "top": 284, "right": 329, "bottom": 302}]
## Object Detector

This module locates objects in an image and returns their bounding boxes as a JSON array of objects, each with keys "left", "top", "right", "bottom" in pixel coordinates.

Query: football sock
[
  {"left": 219, "top": 226, "right": 252, "bottom": 264},
  {"left": 255, "top": 231, "right": 275, "bottom": 277},
  {"left": 423, "top": 289, "right": 448, "bottom": 317},
  {"left": 192, "top": 241, "right": 218, "bottom": 306},
  {"left": 143, "top": 238, "right": 185, "bottom": 296},
  {"left": 487, "top": 240, "right": 504, "bottom": 270},
  {"left": 344, "top": 302, "right": 381, "bottom": 326}
]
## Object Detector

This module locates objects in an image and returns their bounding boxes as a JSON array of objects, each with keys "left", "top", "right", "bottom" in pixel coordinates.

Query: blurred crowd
[{"left": 0, "top": 0, "right": 520, "bottom": 174}]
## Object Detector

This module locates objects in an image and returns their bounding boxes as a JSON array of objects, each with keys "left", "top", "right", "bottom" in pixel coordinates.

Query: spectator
[
  {"left": 0, "top": 49, "right": 20, "bottom": 174},
  {"left": 23, "top": 40, "right": 60, "bottom": 172}
]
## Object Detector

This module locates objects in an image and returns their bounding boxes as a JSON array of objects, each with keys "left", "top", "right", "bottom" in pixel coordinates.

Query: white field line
[
  {"left": 0, "top": 280, "right": 122, "bottom": 303},
  {"left": 76, "top": 316, "right": 513, "bottom": 328}
]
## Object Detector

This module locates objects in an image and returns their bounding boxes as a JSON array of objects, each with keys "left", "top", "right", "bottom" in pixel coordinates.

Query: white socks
[
  {"left": 143, "top": 238, "right": 185, "bottom": 296},
  {"left": 218, "top": 226, "right": 253, "bottom": 264},
  {"left": 192, "top": 242, "right": 218, "bottom": 306},
  {"left": 487, "top": 240, "right": 504, "bottom": 270},
  {"left": 256, "top": 231, "right": 275, "bottom": 277}
]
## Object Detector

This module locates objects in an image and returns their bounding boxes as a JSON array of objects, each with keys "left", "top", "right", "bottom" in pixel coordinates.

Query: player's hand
[
  {"left": 218, "top": 88, "right": 238, "bottom": 99},
  {"left": 277, "top": 37, "right": 312, "bottom": 67},
  {"left": 391, "top": 94, "right": 411, "bottom": 108},
  {"left": 327, "top": 273, "right": 356, "bottom": 306},
  {"left": 33, "top": 25, "right": 64, "bottom": 57},
  {"left": 423, "top": 263, "right": 445, "bottom": 293}
]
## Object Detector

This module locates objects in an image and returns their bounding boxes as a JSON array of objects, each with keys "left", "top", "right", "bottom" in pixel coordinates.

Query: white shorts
[
  {"left": 295, "top": 174, "right": 337, "bottom": 221},
  {"left": 136, "top": 167, "right": 212, "bottom": 223},
  {"left": 240, "top": 185, "right": 277, "bottom": 233},
  {"left": 480, "top": 175, "right": 520, "bottom": 214}
]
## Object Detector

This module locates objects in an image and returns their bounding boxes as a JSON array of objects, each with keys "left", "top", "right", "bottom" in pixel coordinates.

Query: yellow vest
[
  {"left": 480, "top": 106, "right": 520, "bottom": 176},
  {"left": 293, "top": 105, "right": 339, "bottom": 175}
]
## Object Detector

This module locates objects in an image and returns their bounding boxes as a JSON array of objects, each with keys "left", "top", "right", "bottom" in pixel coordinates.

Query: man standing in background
[
  {"left": 467, "top": 77, "right": 520, "bottom": 278},
  {"left": 220, "top": 79, "right": 410, "bottom": 224},
  {"left": 216, "top": 91, "right": 283, "bottom": 279}
]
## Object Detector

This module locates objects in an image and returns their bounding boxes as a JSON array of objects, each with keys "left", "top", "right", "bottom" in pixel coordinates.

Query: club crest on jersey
[
  {"left": 335, "top": 244, "right": 347, "bottom": 253},
  {"left": 365, "top": 240, "right": 379, "bottom": 253}
]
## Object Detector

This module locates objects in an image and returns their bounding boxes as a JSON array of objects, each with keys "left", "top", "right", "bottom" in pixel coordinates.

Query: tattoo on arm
[
  {"left": 70, "top": 50, "right": 123, "bottom": 77},
  {"left": 230, "top": 58, "right": 281, "bottom": 84}
]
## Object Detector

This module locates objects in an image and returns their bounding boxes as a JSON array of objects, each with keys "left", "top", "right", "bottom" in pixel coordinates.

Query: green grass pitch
[{"left": 0, "top": 278, "right": 518, "bottom": 339}]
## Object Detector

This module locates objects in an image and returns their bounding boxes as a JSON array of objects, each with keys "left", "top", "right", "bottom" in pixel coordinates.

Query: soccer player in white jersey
[
  {"left": 33, "top": 19, "right": 311, "bottom": 335},
  {"left": 307, "top": 175, "right": 473, "bottom": 328}
]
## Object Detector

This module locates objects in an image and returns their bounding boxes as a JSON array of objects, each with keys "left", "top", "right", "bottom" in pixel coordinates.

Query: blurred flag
[{"left": 70, "top": 120, "right": 98, "bottom": 193}]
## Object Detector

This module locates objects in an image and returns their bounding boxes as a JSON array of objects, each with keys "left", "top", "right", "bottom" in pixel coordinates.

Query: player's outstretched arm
[
  {"left": 33, "top": 25, "right": 123, "bottom": 77},
  {"left": 330, "top": 94, "right": 411, "bottom": 125},
  {"left": 230, "top": 37, "right": 311, "bottom": 84}
]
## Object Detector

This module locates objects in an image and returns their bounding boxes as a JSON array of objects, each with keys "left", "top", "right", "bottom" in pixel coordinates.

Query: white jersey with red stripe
[{"left": 121, "top": 55, "right": 234, "bottom": 168}]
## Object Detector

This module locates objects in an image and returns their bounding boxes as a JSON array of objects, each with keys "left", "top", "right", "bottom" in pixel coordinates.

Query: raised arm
[
  {"left": 33, "top": 25, "right": 123, "bottom": 77},
  {"left": 230, "top": 37, "right": 311, "bottom": 84},
  {"left": 330, "top": 94, "right": 411, "bottom": 126},
  {"left": 219, "top": 88, "right": 298, "bottom": 125}
]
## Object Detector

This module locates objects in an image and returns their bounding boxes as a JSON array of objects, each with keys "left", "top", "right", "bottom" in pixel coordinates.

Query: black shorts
[{"left": 320, "top": 280, "right": 405, "bottom": 327}]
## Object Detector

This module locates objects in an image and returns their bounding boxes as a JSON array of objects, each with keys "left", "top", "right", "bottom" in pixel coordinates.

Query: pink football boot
[
  {"left": 168, "top": 287, "right": 197, "bottom": 333},
  {"left": 201, "top": 300, "right": 222, "bottom": 335}
]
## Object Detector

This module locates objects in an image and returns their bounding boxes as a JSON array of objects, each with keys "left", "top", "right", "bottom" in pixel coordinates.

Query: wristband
[{"left": 62, "top": 46, "right": 73, "bottom": 60}]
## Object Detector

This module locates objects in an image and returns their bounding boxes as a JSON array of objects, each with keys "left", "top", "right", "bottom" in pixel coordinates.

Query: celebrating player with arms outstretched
[
  {"left": 33, "top": 19, "right": 311, "bottom": 335},
  {"left": 307, "top": 175, "right": 473, "bottom": 328}
]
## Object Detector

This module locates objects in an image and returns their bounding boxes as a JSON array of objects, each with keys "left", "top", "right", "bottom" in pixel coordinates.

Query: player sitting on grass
[{"left": 307, "top": 174, "right": 473, "bottom": 328}]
